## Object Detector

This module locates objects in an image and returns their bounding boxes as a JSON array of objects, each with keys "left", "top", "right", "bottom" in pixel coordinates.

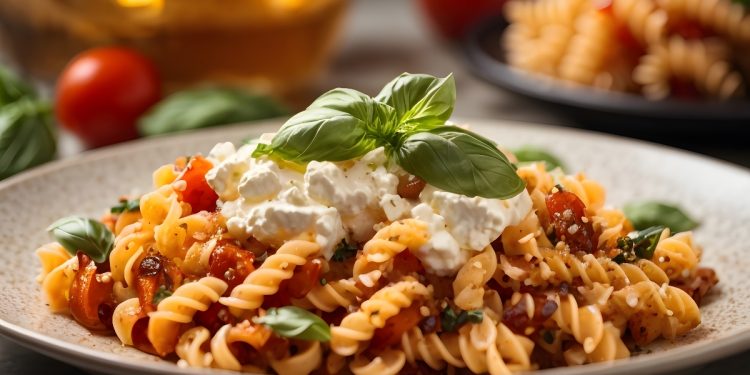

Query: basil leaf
[
  {"left": 395, "top": 126, "right": 525, "bottom": 199},
  {"left": 0, "top": 99, "right": 56, "bottom": 180},
  {"left": 513, "top": 145, "right": 565, "bottom": 171},
  {"left": 110, "top": 198, "right": 140, "bottom": 214},
  {"left": 0, "top": 65, "right": 36, "bottom": 106},
  {"left": 614, "top": 226, "right": 665, "bottom": 263},
  {"left": 466, "top": 309, "right": 484, "bottom": 324},
  {"left": 441, "top": 307, "right": 483, "bottom": 332},
  {"left": 47, "top": 216, "right": 115, "bottom": 263},
  {"left": 375, "top": 73, "right": 455, "bottom": 131},
  {"left": 254, "top": 306, "right": 331, "bottom": 341},
  {"left": 254, "top": 89, "right": 394, "bottom": 162},
  {"left": 138, "top": 87, "right": 287, "bottom": 136},
  {"left": 624, "top": 201, "right": 699, "bottom": 233},
  {"left": 331, "top": 240, "right": 358, "bottom": 262}
]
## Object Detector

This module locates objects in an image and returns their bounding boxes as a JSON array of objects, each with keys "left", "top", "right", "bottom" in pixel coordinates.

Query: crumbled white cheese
[
  {"left": 421, "top": 186, "right": 532, "bottom": 251},
  {"left": 411, "top": 203, "right": 467, "bottom": 276}
]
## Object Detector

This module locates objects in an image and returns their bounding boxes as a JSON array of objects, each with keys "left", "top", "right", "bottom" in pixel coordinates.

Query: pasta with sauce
[
  {"left": 503, "top": 0, "right": 749, "bottom": 100},
  {"left": 35, "top": 130, "right": 717, "bottom": 374}
]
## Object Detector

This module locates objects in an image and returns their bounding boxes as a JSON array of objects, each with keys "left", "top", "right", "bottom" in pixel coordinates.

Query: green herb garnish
[
  {"left": 331, "top": 240, "right": 358, "bottom": 262},
  {"left": 110, "top": 198, "right": 140, "bottom": 214},
  {"left": 441, "top": 307, "right": 484, "bottom": 332},
  {"left": 624, "top": 201, "right": 698, "bottom": 233},
  {"left": 152, "top": 286, "right": 173, "bottom": 305},
  {"left": 138, "top": 87, "right": 287, "bottom": 136},
  {"left": 47, "top": 216, "right": 115, "bottom": 263},
  {"left": 0, "top": 99, "right": 56, "bottom": 180},
  {"left": 513, "top": 145, "right": 565, "bottom": 171},
  {"left": 252, "top": 73, "right": 525, "bottom": 199},
  {"left": 254, "top": 306, "right": 331, "bottom": 341},
  {"left": 613, "top": 226, "right": 665, "bottom": 263}
]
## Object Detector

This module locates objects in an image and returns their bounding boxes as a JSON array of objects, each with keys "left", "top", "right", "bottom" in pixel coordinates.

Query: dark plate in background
[{"left": 461, "top": 16, "right": 750, "bottom": 134}]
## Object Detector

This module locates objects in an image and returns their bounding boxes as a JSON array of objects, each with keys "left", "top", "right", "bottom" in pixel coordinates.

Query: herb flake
[
  {"left": 110, "top": 198, "right": 140, "bottom": 214},
  {"left": 331, "top": 240, "right": 358, "bottom": 262}
]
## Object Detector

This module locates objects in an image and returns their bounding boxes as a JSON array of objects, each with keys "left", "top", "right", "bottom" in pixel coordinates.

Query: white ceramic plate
[{"left": 1, "top": 119, "right": 749, "bottom": 375}]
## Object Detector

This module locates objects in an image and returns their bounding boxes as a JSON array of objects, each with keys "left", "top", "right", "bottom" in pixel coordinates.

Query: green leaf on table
[
  {"left": 47, "top": 216, "right": 115, "bottom": 263},
  {"left": 0, "top": 99, "right": 56, "bottom": 180},
  {"left": 624, "top": 201, "right": 698, "bottom": 232},
  {"left": 513, "top": 145, "right": 565, "bottom": 171},
  {"left": 0, "top": 65, "right": 36, "bottom": 106},
  {"left": 254, "top": 306, "right": 331, "bottom": 341},
  {"left": 394, "top": 126, "right": 525, "bottom": 199},
  {"left": 138, "top": 87, "right": 287, "bottom": 136},
  {"left": 375, "top": 73, "right": 455, "bottom": 132}
]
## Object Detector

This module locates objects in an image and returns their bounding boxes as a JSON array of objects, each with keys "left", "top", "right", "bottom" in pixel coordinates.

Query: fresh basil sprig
[
  {"left": 513, "top": 145, "right": 565, "bottom": 171},
  {"left": 613, "top": 226, "right": 665, "bottom": 263},
  {"left": 0, "top": 99, "right": 57, "bottom": 180},
  {"left": 253, "top": 73, "right": 525, "bottom": 199},
  {"left": 396, "top": 126, "right": 524, "bottom": 199},
  {"left": 47, "top": 216, "right": 115, "bottom": 263},
  {"left": 138, "top": 87, "right": 287, "bottom": 136},
  {"left": 624, "top": 201, "right": 698, "bottom": 233},
  {"left": 254, "top": 306, "right": 331, "bottom": 341},
  {"left": 110, "top": 198, "right": 140, "bottom": 214},
  {"left": 375, "top": 73, "right": 455, "bottom": 132}
]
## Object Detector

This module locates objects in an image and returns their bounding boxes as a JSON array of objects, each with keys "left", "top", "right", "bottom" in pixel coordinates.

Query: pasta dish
[{"left": 36, "top": 73, "right": 717, "bottom": 374}]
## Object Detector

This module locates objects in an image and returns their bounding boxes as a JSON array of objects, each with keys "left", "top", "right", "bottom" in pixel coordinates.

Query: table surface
[{"left": 1, "top": 0, "right": 748, "bottom": 373}]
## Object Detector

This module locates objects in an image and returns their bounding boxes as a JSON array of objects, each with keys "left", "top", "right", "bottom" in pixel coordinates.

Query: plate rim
[
  {"left": 1, "top": 118, "right": 749, "bottom": 375},
  {"left": 461, "top": 15, "right": 750, "bottom": 121}
]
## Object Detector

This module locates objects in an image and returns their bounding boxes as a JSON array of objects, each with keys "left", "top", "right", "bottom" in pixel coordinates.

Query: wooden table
[{"left": 1, "top": 0, "right": 747, "bottom": 373}]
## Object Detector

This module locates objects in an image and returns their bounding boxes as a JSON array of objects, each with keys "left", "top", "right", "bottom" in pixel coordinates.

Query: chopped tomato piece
[
  {"left": 178, "top": 156, "right": 219, "bottom": 213},
  {"left": 546, "top": 190, "right": 598, "bottom": 253},
  {"left": 69, "top": 253, "right": 115, "bottom": 331},
  {"left": 370, "top": 303, "right": 423, "bottom": 350},
  {"left": 263, "top": 260, "right": 321, "bottom": 307},
  {"left": 392, "top": 250, "right": 424, "bottom": 274},
  {"left": 209, "top": 240, "right": 256, "bottom": 291},
  {"left": 195, "top": 302, "right": 238, "bottom": 334},
  {"left": 397, "top": 175, "right": 426, "bottom": 199}
]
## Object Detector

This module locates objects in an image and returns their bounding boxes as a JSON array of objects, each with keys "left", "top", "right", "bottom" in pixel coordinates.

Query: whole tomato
[
  {"left": 55, "top": 47, "right": 161, "bottom": 147},
  {"left": 418, "top": 0, "right": 507, "bottom": 39}
]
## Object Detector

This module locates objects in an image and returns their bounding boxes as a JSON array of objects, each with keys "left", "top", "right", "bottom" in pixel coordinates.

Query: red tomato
[
  {"left": 208, "top": 241, "right": 256, "bottom": 290},
  {"left": 178, "top": 156, "right": 219, "bottom": 213},
  {"left": 545, "top": 190, "right": 598, "bottom": 253},
  {"left": 418, "top": 0, "right": 507, "bottom": 39},
  {"left": 55, "top": 47, "right": 161, "bottom": 147},
  {"left": 69, "top": 253, "right": 115, "bottom": 331},
  {"left": 370, "top": 303, "right": 423, "bottom": 350}
]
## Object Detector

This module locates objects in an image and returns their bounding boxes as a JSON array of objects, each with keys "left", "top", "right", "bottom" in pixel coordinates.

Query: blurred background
[{"left": 0, "top": 0, "right": 749, "bottom": 372}]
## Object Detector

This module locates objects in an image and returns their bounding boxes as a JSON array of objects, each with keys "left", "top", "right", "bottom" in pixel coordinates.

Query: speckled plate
[{"left": 1, "top": 119, "right": 749, "bottom": 375}]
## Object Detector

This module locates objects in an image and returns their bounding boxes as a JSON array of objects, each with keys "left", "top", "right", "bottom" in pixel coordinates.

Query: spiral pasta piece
[
  {"left": 501, "top": 212, "right": 549, "bottom": 261},
  {"left": 559, "top": 11, "right": 618, "bottom": 88},
  {"left": 40, "top": 255, "right": 78, "bottom": 313},
  {"left": 453, "top": 246, "right": 497, "bottom": 310},
  {"left": 657, "top": 0, "right": 750, "bottom": 43},
  {"left": 653, "top": 230, "right": 699, "bottom": 280},
  {"left": 269, "top": 341, "right": 323, "bottom": 375},
  {"left": 559, "top": 173, "right": 606, "bottom": 214},
  {"left": 552, "top": 294, "right": 604, "bottom": 353},
  {"left": 298, "top": 278, "right": 362, "bottom": 312},
  {"left": 147, "top": 276, "right": 228, "bottom": 356},
  {"left": 592, "top": 208, "right": 632, "bottom": 249},
  {"left": 330, "top": 279, "right": 430, "bottom": 356},
  {"left": 401, "top": 327, "right": 466, "bottom": 370},
  {"left": 176, "top": 326, "right": 214, "bottom": 368},
  {"left": 353, "top": 219, "right": 429, "bottom": 277},
  {"left": 612, "top": 0, "right": 668, "bottom": 44},
  {"left": 219, "top": 240, "right": 320, "bottom": 312},
  {"left": 611, "top": 280, "right": 700, "bottom": 344},
  {"left": 457, "top": 315, "right": 534, "bottom": 374},
  {"left": 350, "top": 350, "right": 406, "bottom": 375},
  {"left": 634, "top": 37, "right": 744, "bottom": 99},
  {"left": 112, "top": 297, "right": 143, "bottom": 346},
  {"left": 35, "top": 242, "right": 71, "bottom": 283}
]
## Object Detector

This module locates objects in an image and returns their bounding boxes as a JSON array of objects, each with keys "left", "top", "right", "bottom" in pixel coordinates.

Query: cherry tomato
[
  {"left": 55, "top": 47, "right": 161, "bottom": 147},
  {"left": 178, "top": 156, "right": 219, "bottom": 213},
  {"left": 392, "top": 250, "right": 424, "bottom": 275},
  {"left": 69, "top": 253, "right": 115, "bottom": 331},
  {"left": 418, "top": 0, "right": 507, "bottom": 39},
  {"left": 545, "top": 190, "right": 598, "bottom": 253}
]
